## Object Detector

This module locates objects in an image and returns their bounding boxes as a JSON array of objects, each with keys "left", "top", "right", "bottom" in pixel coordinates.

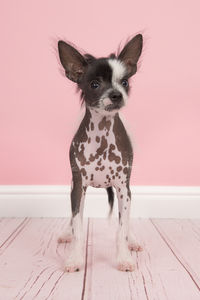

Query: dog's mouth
[{"left": 105, "top": 103, "right": 123, "bottom": 112}]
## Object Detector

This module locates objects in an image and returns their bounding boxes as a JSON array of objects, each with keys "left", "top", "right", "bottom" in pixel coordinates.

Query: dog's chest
[{"left": 71, "top": 113, "right": 131, "bottom": 188}]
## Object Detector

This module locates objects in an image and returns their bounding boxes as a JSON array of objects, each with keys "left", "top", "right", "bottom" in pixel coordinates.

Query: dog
[{"left": 57, "top": 34, "right": 143, "bottom": 272}]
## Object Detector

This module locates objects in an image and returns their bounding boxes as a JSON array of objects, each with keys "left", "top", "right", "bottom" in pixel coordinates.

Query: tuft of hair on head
[{"left": 109, "top": 53, "right": 116, "bottom": 59}]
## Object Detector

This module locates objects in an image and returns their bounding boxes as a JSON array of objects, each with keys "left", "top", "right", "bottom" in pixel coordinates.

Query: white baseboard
[{"left": 0, "top": 185, "right": 200, "bottom": 218}]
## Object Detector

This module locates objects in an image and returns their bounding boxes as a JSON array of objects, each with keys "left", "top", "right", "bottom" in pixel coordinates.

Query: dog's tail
[{"left": 106, "top": 187, "right": 114, "bottom": 218}]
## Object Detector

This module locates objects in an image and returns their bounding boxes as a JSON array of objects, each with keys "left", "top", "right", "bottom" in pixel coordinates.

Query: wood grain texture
[
  {"left": 129, "top": 219, "right": 200, "bottom": 300},
  {"left": 0, "top": 218, "right": 87, "bottom": 300},
  {"left": 84, "top": 218, "right": 133, "bottom": 300},
  {"left": 0, "top": 218, "right": 200, "bottom": 300},
  {"left": 151, "top": 219, "right": 200, "bottom": 290},
  {"left": 84, "top": 219, "right": 200, "bottom": 300},
  {"left": 0, "top": 218, "right": 29, "bottom": 255}
]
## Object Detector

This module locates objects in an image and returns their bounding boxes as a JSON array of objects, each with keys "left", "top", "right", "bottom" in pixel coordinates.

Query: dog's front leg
[
  {"left": 58, "top": 182, "right": 86, "bottom": 244},
  {"left": 116, "top": 184, "right": 135, "bottom": 272},
  {"left": 64, "top": 180, "right": 86, "bottom": 272}
]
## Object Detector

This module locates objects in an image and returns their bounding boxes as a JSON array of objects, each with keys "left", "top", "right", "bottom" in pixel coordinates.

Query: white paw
[
  {"left": 128, "top": 233, "right": 143, "bottom": 251},
  {"left": 117, "top": 259, "right": 135, "bottom": 272},
  {"left": 128, "top": 241, "right": 143, "bottom": 252},
  {"left": 58, "top": 230, "right": 73, "bottom": 243},
  {"left": 64, "top": 257, "right": 84, "bottom": 272},
  {"left": 117, "top": 252, "right": 135, "bottom": 272}
]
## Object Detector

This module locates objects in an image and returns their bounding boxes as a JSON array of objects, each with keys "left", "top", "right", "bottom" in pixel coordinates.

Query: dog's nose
[{"left": 109, "top": 90, "right": 122, "bottom": 103}]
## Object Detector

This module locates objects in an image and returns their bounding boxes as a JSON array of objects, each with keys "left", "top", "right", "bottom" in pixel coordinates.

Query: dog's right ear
[{"left": 58, "top": 41, "right": 87, "bottom": 83}]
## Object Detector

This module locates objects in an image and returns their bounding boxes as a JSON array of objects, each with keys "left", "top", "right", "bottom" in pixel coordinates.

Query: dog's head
[{"left": 58, "top": 34, "right": 143, "bottom": 115}]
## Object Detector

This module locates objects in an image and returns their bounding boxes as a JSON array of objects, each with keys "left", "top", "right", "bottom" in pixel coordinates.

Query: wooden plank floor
[{"left": 0, "top": 219, "right": 200, "bottom": 300}]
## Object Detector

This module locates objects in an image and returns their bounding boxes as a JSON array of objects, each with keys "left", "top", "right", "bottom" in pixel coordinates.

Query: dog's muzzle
[{"left": 105, "top": 90, "right": 123, "bottom": 111}]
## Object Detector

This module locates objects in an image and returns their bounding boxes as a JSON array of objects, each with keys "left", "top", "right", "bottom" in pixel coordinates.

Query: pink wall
[{"left": 0, "top": 0, "right": 200, "bottom": 185}]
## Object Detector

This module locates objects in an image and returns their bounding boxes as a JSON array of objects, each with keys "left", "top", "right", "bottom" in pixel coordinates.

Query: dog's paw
[
  {"left": 128, "top": 241, "right": 143, "bottom": 252},
  {"left": 128, "top": 233, "right": 143, "bottom": 252},
  {"left": 64, "top": 257, "right": 84, "bottom": 272},
  {"left": 57, "top": 231, "right": 73, "bottom": 243},
  {"left": 117, "top": 260, "right": 135, "bottom": 272},
  {"left": 117, "top": 253, "right": 135, "bottom": 272}
]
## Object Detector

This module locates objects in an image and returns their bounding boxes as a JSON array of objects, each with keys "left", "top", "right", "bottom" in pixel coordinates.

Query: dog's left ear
[
  {"left": 58, "top": 41, "right": 87, "bottom": 83},
  {"left": 118, "top": 34, "right": 143, "bottom": 77}
]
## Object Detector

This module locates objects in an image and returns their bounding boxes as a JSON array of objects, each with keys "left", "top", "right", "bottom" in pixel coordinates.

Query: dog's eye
[
  {"left": 121, "top": 79, "right": 129, "bottom": 88},
  {"left": 90, "top": 80, "right": 100, "bottom": 89}
]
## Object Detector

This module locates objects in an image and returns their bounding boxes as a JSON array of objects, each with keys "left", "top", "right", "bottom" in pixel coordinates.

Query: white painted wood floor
[{"left": 0, "top": 218, "right": 200, "bottom": 300}]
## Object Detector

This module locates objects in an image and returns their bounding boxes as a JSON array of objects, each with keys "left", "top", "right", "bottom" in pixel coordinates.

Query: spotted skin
[{"left": 70, "top": 108, "right": 132, "bottom": 192}]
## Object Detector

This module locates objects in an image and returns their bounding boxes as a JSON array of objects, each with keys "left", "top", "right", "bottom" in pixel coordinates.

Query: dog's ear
[
  {"left": 118, "top": 34, "right": 143, "bottom": 77},
  {"left": 58, "top": 41, "right": 87, "bottom": 83}
]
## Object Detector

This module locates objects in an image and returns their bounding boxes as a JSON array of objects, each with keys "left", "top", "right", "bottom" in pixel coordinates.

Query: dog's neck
[{"left": 86, "top": 106, "right": 119, "bottom": 124}]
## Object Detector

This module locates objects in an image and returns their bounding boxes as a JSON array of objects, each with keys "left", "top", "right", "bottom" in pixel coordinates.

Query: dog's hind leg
[
  {"left": 57, "top": 220, "right": 73, "bottom": 243},
  {"left": 128, "top": 231, "right": 143, "bottom": 252},
  {"left": 106, "top": 186, "right": 114, "bottom": 216}
]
